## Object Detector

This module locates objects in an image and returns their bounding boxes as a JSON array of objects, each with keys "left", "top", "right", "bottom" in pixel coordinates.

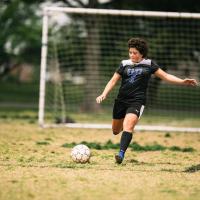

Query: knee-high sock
[{"left": 120, "top": 131, "right": 133, "bottom": 154}]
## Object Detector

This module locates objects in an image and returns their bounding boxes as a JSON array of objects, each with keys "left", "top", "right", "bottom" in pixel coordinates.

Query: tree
[
  {"left": 0, "top": 0, "right": 42, "bottom": 79},
  {"left": 104, "top": 0, "right": 200, "bottom": 12}
]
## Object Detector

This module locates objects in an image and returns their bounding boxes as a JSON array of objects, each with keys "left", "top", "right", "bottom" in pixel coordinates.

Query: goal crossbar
[{"left": 44, "top": 6, "right": 200, "bottom": 19}]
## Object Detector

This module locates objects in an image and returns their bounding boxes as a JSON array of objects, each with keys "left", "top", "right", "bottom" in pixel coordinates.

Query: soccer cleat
[{"left": 115, "top": 154, "right": 123, "bottom": 164}]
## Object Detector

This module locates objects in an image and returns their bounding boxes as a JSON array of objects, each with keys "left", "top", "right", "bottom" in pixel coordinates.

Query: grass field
[{"left": 0, "top": 119, "right": 200, "bottom": 200}]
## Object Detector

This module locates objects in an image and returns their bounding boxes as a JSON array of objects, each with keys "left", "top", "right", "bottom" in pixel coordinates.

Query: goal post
[
  {"left": 39, "top": 7, "right": 200, "bottom": 131},
  {"left": 39, "top": 9, "right": 48, "bottom": 126}
]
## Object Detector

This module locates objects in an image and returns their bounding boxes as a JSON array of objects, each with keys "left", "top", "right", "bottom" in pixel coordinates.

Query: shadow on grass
[
  {"left": 62, "top": 140, "right": 195, "bottom": 152},
  {"left": 183, "top": 164, "right": 200, "bottom": 173},
  {"left": 128, "top": 159, "right": 181, "bottom": 165},
  {"left": 122, "top": 159, "right": 198, "bottom": 173}
]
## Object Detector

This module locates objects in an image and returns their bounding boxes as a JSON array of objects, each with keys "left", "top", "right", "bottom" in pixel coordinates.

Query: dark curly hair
[{"left": 128, "top": 38, "right": 148, "bottom": 58}]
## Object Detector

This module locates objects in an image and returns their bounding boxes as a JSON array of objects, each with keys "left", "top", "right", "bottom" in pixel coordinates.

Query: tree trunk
[{"left": 82, "top": 16, "right": 101, "bottom": 112}]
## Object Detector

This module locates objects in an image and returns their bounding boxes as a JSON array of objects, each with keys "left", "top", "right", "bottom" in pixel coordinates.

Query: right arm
[{"left": 96, "top": 72, "right": 121, "bottom": 104}]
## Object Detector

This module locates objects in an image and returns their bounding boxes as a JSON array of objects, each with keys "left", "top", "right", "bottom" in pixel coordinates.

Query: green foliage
[
  {"left": 169, "top": 146, "right": 195, "bottom": 152},
  {"left": 130, "top": 142, "right": 167, "bottom": 151},
  {"left": 165, "top": 132, "right": 171, "bottom": 138},
  {"left": 0, "top": 0, "right": 42, "bottom": 67},
  {"left": 0, "top": 82, "right": 39, "bottom": 103},
  {"left": 108, "top": 0, "right": 200, "bottom": 12},
  {"left": 53, "top": 162, "right": 87, "bottom": 169},
  {"left": 62, "top": 140, "right": 195, "bottom": 152},
  {"left": 154, "top": 84, "right": 200, "bottom": 111},
  {"left": 62, "top": 142, "right": 76, "bottom": 148},
  {"left": 36, "top": 141, "right": 50, "bottom": 145},
  {"left": 49, "top": 22, "right": 86, "bottom": 72}
]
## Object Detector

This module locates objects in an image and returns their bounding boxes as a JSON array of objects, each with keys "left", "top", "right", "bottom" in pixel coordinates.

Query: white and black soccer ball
[{"left": 71, "top": 144, "right": 91, "bottom": 163}]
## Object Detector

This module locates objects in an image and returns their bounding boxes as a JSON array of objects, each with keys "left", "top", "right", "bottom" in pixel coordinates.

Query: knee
[
  {"left": 112, "top": 127, "right": 121, "bottom": 135},
  {"left": 123, "top": 121, "right": 137, "bottom": 132},
  {"left": 123, "top": 125, "right": 135, "bottom": 133},
  {"left": 112, "top": 131, "right": 120, "bottom": 135}
]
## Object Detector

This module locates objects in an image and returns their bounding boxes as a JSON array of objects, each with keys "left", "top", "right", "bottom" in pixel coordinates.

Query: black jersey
[{"left": 116, "top": 59, "right": 160, "bottom": 105}]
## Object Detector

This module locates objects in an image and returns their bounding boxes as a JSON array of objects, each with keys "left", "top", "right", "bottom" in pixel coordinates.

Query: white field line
[{"left": 42, "top": 123, "right": 200, "bottom": 133}]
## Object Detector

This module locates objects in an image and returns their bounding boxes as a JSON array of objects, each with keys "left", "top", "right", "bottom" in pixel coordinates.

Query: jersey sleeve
[
  {"left": 115, "top": 62, "right": 124, "bottom": 75},
  {"left": 151, "top": 60, "right": 160, "bottom": 74}
]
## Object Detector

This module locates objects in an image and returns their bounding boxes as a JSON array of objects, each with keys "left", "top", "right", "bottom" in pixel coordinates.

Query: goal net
[{"left": 39, "top": 7, "right": 200, "bottom": 131}]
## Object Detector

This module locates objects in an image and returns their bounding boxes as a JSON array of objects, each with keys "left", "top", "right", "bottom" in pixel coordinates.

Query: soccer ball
[{"left": 71, "top": 144, "right": 91, "bottom": 163}]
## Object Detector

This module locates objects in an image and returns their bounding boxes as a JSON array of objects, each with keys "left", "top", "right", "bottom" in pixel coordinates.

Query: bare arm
[
  {"left": 96, "top": 72, "right": 121, "bottom": 104},
  {"left": 155, "top": 68, "right": 198, "bottom": 86}
]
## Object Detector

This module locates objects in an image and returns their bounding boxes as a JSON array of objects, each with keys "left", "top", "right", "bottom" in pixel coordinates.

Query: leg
[
  {"left": 112, "top": 118, "right": 124, "bottom": 135},
  {"left": 115, "top": 103, "right": 145, "bottom": 164},
  {"left": 123, "top": 113, "right": 138, "bottom": 132},
  {"left": 115, "top": 113, "right": 139, "bottom": 164},
  {"left": 112, "top": 100, "right": 126, "bottom": 135}
]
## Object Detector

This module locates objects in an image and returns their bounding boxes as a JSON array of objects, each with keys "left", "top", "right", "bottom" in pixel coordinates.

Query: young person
[{"left": 96, "top": 37, "right": 198, "bottom": 164}]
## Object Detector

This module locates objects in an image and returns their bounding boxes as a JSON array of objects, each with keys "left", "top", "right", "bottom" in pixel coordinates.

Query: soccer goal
[{"left": 39, "top": 7, "right": 200, "bottom": 132}]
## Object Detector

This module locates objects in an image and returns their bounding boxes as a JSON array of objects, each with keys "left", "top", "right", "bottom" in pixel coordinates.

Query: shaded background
[{"left": 0, "top": 0, "right": 200, "bottom": 123}]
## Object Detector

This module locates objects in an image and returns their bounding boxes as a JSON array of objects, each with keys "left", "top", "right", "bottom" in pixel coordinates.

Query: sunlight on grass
[{"left": 0, "top": 122, "right": 200, "bottom": 200}]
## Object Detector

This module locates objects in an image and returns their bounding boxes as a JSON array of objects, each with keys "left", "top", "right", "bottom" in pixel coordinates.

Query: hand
[
  {"left": 96, "top": 94, "right": 106, "bottom": 104},
  {"left": 183, "top": 79, "right": 198, "bottom": 86}
]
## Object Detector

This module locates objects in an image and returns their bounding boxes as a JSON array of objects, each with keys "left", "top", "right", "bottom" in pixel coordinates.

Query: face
[{"left": 129, "top": 48, "right": 143, "bottom": 63}]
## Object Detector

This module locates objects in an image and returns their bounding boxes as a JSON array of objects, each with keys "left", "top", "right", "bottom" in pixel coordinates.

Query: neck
[{"left": 132, "top": 58, "right": 144, "bottom": 63}]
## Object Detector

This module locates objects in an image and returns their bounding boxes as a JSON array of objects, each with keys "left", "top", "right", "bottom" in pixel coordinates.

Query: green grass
[
  {"left": 0, "top": 121, "right": 200, "bottom": 200},
  {"left": 62, "top": 140, "right": 195, "bottom": 152}
]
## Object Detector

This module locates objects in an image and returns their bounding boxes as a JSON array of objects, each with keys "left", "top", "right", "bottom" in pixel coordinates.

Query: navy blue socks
[{"left": 118, "top": 131, "right": 133, "bottom": 159}]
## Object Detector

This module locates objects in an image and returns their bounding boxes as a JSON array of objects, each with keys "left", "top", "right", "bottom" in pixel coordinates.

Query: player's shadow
[
  {"left": 183, "top": 164, "right": 200, "bottom": 173},
  {"left": 128, "top": 159, "right": 181, "bottom": 165},
  {"left": 126, "top": 159, "right": 200, "bottom": 173}
]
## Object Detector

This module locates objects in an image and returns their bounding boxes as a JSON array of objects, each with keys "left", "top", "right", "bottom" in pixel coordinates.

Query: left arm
[{"left": 155, "top": 68, "right": 198, "bottom": 86}]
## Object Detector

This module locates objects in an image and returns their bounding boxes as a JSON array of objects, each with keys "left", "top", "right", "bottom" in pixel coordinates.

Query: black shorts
[{"left": 112, "top": 100, "right": 145, "bottom": 119}]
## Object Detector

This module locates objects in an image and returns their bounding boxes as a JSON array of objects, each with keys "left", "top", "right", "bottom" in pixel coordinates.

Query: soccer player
[{"left": 96, "top": 37, "right": 198, "bottom": 164}]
